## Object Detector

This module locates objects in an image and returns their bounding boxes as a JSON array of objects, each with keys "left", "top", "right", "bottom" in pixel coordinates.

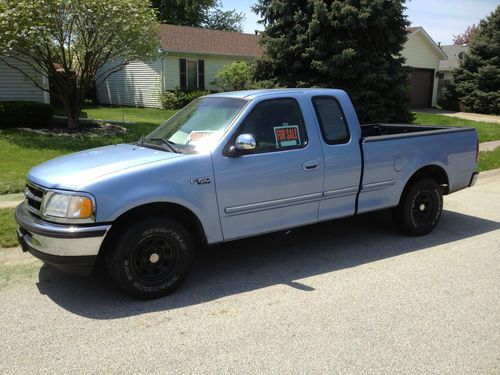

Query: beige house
[
  {"left": 97, "top": 24, "right": 447, "bottom": 110},
  {"left": 0, "top": 57, "right": 50, "bottom": 104},
  {"left": 403, "top": 27, "right": 448, "bottom": 108},
  {"left": 96, "top": 24, "right": 261, "bottom": 108}
]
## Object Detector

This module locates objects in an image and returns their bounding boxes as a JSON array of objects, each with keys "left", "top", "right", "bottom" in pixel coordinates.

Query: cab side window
[
  {"left": 236, "top": 98, "right": 308, "bottom": 153},
  {"left": 312, "top": 96, "right": 350, "bottom": 144}
]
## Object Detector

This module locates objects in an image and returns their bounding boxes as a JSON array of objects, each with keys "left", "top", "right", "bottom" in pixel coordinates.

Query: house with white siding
[
  {"left": 96, "top": 24, "right": 262, "bottom": 108},
  {"left": 96, "top": 24, "right": 446, "bottom": 109},
  {"left": 0, "top": 57, "right": 50, "bottom": 104},
  {"left": 403, "top": 27, "right": 447, "bottom": 108}
]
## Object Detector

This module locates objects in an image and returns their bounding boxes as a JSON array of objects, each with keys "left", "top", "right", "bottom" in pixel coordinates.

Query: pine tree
[
  {"left": 253, "top": 0, "right": 412, "bottom": 123},
  {"left": 445, "top": 6, "right": 499, "bottom": 114}
]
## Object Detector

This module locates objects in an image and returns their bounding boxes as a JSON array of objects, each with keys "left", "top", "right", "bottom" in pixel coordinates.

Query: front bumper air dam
[{"left": 15, "top": 203, "right": 111, "bottom": 276}]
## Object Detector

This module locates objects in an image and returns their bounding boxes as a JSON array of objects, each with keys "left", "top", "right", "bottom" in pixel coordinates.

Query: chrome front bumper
[{"left": 15, "top": 203, "right": 111, "bottom": 276}]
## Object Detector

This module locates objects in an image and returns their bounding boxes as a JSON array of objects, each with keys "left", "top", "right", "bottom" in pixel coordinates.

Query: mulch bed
[{"left": 16, "top": 121, "right": 127, "bottom": 137}]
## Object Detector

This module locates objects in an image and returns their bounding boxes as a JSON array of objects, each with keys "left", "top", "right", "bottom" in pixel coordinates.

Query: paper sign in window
[
  {"left": 273, "top": 124, "right": 301, "bottom": 148},
  {"left": 187, "top": 130, "right": 217, "bottom": 145}
]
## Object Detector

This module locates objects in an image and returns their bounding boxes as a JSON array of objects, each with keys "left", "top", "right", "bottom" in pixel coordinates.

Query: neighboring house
[
  {"left": 96, "top": 24, "right": 446, "bottom": 109},
  {"left": 0, "top": 57, "right": 50, "bottom": 104},
  {"left": 402, "top": 27, "right": 447, "bottom": 108},
  {"left": 96, "top": 24, "right": 262, "bottom": 108},
  {"left": 437, "top": 44, "right": 468, "bottom": 103}
]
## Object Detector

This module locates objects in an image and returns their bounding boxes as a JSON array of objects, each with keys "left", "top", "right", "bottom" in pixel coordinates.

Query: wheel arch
[
  {"left": 399, "top": 164, "right": 449, "bottom": 203},
  {"left": 98, "top": 202, "right": 207, "bottom": 261}
]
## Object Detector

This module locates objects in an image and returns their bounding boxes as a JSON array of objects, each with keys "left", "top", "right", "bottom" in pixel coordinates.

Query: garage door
[{"left": 409, "top": 68, "right": 434, "bottom": 108}]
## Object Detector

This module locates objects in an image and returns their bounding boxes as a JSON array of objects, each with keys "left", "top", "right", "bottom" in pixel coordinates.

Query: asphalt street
[{"left": 1, "top": 172, "right": 499, "bottom": 374}]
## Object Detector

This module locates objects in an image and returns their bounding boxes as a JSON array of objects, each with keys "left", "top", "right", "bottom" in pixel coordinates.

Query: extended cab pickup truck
[{"left": 15, "top": 89, "right": 479, "bottom": 298}]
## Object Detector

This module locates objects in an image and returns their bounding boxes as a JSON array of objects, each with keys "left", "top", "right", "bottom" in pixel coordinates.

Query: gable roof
[
  {"left": 439, "top": 44, "right": 468, "bottom": 71},
  {"left": 406, "top": 26, "right": 448, "bottom": 60},
  {"left": 159, "top": 24, "right": 263, "bottom": 58}
]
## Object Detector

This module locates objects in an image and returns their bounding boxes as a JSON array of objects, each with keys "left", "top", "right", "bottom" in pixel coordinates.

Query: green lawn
[
  {"left": 413, "top": 112, "right": 500, "bottom": 143},
  {"left": 0, "top": 106, "right": 176, "bottom": 194},
  {"left": 0, "top": 208, "right": 17, "bottom": 247},
  {"left": 53, "top": 104, "right": 173, "bottom": 125},
  {"left": 478, "top": 148, "right": 500, "bottom": 172}
]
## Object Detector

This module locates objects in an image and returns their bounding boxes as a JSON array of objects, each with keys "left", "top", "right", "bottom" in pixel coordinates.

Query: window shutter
[
  {"left": 198, "top": 60, "right": 205, "bottom": 90},
  {"left": 179, "top": 58, "right": 186, "bottom": 90}
]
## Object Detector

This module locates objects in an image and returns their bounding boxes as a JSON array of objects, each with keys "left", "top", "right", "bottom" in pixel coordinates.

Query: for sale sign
[{"left": 273, "top": 124, "right": 301, "bottom": 148}]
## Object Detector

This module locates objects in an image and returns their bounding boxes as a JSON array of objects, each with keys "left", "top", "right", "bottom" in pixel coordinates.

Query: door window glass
[{"left": 236, "top": 98, "right": 307, "bottom": 153}]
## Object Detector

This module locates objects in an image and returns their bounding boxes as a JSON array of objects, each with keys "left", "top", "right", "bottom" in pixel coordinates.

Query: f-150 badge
[{"left": 190, "top": 177, "right": 211, "bottom": 185}]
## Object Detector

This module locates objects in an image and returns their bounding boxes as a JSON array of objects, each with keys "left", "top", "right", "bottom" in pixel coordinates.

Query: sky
[{"left": 221, "top": 0, "right": 499, "bottom": 45}]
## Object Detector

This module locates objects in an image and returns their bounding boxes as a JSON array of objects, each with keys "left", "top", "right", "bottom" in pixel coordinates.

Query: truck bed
[
  {"left": 361, "top": 123, "right": 473, "bottom": 140},
  {"left": 357, "top": 123, "right": 477, "bottom": 215}
]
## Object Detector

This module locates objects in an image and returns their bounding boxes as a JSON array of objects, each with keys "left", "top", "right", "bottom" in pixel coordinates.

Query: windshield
[{"left": 143, "top": 97, "right": 247, "bottom": 153}]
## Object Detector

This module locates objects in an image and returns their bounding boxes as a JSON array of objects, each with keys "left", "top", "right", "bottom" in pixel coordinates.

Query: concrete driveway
[{"left": 1, "top": 173, "right": 499, "bottom": 374}]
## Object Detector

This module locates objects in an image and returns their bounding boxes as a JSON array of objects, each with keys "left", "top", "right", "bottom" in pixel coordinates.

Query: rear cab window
[{"left": 312, "top": 96, "right": 350, "bottom": 144}]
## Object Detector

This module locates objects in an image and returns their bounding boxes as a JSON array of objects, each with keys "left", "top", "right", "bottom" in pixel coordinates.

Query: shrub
[
  {"left": 214, "top": 61, "right": 252, "bottom": 91},
  {"left": 160, "top": 89, "right": 210, "bottom": 110},
  {"left": 0, "top": 101, "right": 53, "bottom": 129},
  {"left": 439, "top": 83, "right": 460, "bottom": 111}
]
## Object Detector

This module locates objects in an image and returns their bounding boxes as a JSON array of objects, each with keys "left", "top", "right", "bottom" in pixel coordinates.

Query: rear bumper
[
  {"left": 15, "top": 203, "right": 111, "bottom": 276},
  {"left": 469, "top": 171, "right": 479, "bottom": 187}
]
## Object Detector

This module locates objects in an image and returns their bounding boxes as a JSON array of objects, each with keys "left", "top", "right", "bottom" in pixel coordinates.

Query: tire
[
  {"left": 392, "top": 178, "right": 443, "bottom": 236},
  {"left": 106, "top": 217, "right": 194, "bottom": 299}
]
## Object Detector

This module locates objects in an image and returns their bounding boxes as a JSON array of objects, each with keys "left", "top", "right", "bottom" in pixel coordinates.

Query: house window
[{"left": 179, "top": 59, "right": 205, "bottom": 90}]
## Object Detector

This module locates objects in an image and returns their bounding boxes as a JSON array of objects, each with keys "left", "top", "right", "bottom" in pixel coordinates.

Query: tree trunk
[
  {"left": 63, "top": 102, "right": 82, "bottom": 129},
  {"left": 56, "top": 77, "right": 84, "bottom": 129},
  {"left": 67, "top": 113, "right": 79, "bottom": 129}
]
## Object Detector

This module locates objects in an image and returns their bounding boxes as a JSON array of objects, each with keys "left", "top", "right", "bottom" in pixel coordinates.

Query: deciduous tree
[
  {"left": 0, "top": 0, "right": 159, "bottom": 128},
  {"left": 453, "top": 25, "right": 477, "bottom": 45},
  {"left": 152, "top": 0, "right": 245, "bottom": 32}
]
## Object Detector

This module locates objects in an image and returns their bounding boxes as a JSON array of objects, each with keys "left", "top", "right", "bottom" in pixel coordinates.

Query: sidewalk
[
  {"left": 0, "top": 193, "right": 23, "bottom": 210},
  {"left": 415, "top": 109, "right": 500, "bottom": 124},
  {"left": 480, "top": 140, "right": 500, "bottom": 152}
]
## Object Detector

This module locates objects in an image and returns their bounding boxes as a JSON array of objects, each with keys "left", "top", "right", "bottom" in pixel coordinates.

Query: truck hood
[{"left": 28, "top": 144, "right": 183, "bottom": 191}]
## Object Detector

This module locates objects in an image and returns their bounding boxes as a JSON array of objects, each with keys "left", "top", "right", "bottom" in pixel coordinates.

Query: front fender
[{"left": 77, "top": 153, "right": 223, "bottom": 244}]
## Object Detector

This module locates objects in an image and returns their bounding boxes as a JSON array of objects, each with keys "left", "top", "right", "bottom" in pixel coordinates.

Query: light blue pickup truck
[{"left": 16, "top": 89, "right": 479, "bottom": 298}]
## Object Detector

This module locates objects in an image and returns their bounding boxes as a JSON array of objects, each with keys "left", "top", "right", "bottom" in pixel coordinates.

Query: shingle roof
[
  {"left": 439, "top": 44, "right": 468, "bottom": 71},
  {"left": 159, "top": 24, "right": 263, "bottom": 57}
]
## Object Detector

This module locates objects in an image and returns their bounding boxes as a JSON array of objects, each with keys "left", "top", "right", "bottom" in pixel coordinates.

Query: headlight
[{"left": 43, "top": 193, "right": 94, "bottom": 220}]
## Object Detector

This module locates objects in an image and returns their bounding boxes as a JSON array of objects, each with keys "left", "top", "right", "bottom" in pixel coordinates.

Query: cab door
[
  {"left": 211, "top": 95, "right": 324, "bottom": 240},
  {"left": 310, "top": 95, "right": 362, "bottom": 221}
]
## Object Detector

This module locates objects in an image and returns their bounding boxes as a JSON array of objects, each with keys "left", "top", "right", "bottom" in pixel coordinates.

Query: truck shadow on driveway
[{"left": 36, "top": 209, "right": 500, "bottom": 319}]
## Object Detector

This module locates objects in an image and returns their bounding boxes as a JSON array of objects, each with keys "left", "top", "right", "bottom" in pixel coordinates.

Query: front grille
[{"left": 25, "top": 183, "right": 44, "bottom": 213}]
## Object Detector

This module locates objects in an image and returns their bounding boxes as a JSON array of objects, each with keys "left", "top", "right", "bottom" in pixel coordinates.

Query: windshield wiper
[{"left": 147, "top": 137, "right": 180, "bottom": 153}]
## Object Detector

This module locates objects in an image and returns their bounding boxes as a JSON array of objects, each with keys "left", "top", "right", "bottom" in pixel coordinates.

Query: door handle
[{"left": 302, "top": 160, "right": 319, "bottom": 171}]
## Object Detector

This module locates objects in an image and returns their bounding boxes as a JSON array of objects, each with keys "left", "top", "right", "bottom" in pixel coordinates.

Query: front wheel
[
  {"left": 106, "top": 217, "right": 194, "bottom": 299},
  {"left": 392, "top": 178, "right": 443, "bottom": 236}
]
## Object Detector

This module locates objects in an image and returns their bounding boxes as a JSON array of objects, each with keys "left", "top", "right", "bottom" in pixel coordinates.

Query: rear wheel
[
  {"left": 393, "top": 178, "right": 443, "bottom": 236},
  {"left": 106, "top": 217, "right": 194, "bottom": 299}
]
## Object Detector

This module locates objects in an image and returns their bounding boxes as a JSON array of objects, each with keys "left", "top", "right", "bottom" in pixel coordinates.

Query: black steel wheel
[
  {"left": 393, "top": 178, "right": 443, "bottom": 236},
  {"left": 107, "top": 217, "right": 194, "bottom": 299}
]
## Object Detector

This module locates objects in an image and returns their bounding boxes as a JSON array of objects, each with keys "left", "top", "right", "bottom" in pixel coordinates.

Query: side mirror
[{"left": 235, "top": 134, "right": 257, "bottom": 152}]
